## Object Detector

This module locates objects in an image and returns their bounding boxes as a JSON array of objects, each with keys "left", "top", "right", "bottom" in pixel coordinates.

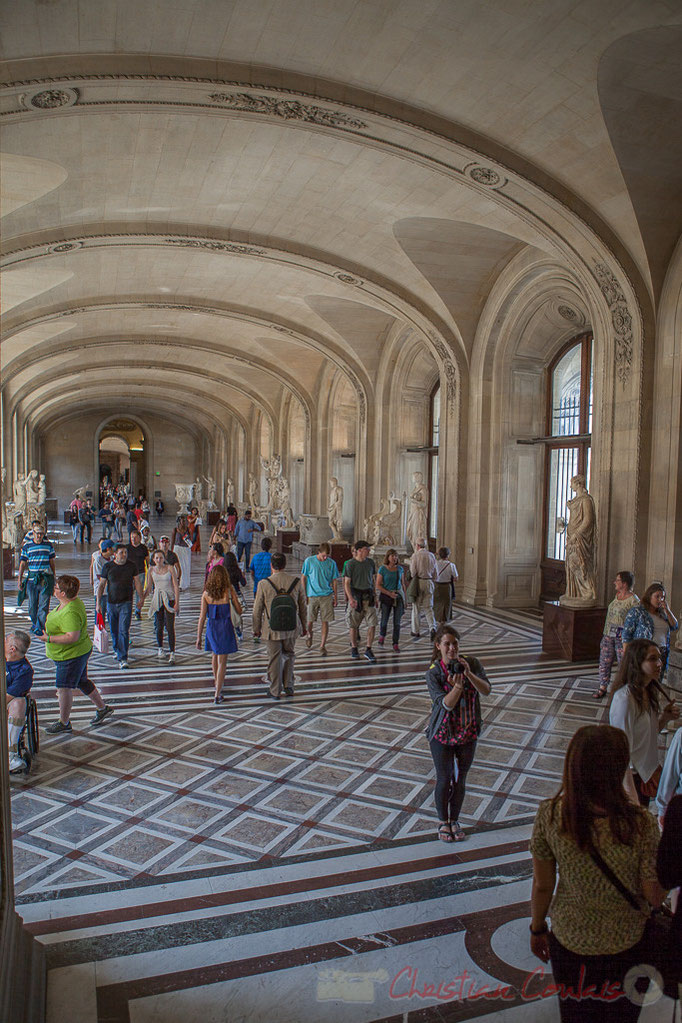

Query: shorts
[
  {"left": 54, "top": 650, "right": 94, "bottom": 694},
  {"left": 348, "top": 598, "right": 378, "bottom": 630},
  {"left": 309, "top": 594, "right": 335, "bottom": 622}
]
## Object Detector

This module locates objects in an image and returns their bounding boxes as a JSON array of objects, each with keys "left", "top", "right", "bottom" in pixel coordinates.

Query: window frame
[{"left": 542, "top": 332, "right": 593, "bottom": 567}]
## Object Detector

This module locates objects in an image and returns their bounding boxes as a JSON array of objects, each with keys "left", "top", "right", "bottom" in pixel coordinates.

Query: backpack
[{"left": 266, "top": 578, "right": 299, "bottom": 632}]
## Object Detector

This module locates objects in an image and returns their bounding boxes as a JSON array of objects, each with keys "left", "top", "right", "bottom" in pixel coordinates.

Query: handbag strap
[{"left": 588, "top": 846, "right": 646, "bottom": 915}]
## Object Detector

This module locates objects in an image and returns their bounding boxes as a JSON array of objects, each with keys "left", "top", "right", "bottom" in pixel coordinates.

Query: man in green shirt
[{"left": 342, "top": 541, "right": 378, "bottom": 663}]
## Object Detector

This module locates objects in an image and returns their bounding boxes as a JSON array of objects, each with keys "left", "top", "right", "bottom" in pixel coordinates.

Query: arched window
[
  {"left": 542, "top": 334, "right": 592, "bottom": 590},
  {"left": 428, "top": 382, "right": 440, "bottom": 540}
]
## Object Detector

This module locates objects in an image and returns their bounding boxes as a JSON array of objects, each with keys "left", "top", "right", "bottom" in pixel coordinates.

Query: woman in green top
[
  {"left": 530, "top": 725, "right": 665, "bottom": 1022},
  {"left": 37, "top": 574, "right": 113, "bottom": 735},
  {"left": 376, "top": 549, "right": 407, "bottom": 651}
]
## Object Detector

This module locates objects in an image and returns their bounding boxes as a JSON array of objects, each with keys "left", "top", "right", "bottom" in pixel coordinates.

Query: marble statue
[
  {"left": 226, "top": 477, "right": 235, "bottom": 506},
  {"left": 25, "top": 468, "right": 47, "bottom": 528},
  {"left": 406, "top": 471, "right": 428, "bottom": 551},
  {"left": 72, "top": 484, "right": 91, "bottom": 503},
  {"left": 560, "top": 474, "right": 597, "bottom": 607},
  {"left": 247, "top": 472, "right": 259, "bottom": 512},
  {"left": 174, "top": 482, "right": 195, "bottom": 514},
  {"left": 38, "top": 474, "right": 46, "bottom": 505},
  {"left": 25, "top": 469, "right": 40, "bottom": 506},
  {"left": 328, "top": 477, "right": 344, "bottom": 541},
  {"left": 202, "top": 475, "right": 217, "bottom": 507},
  {"left": 2, "top": 502, "right": 11, "bottom": 548},
  {"left": 364, "top": 494, "right": 403, "bottom": 547},
  {"left": 194, "top": 476, "right": 203, "bottom": 501},
  {"left": 261, "top": 453, "right": 284, "bottom": 513},
  {"left": 278, "top": 477, "right": 295, "bottom": 528},
  {"left": 13, "top": 473, "right": 27, "bottom": 516}
]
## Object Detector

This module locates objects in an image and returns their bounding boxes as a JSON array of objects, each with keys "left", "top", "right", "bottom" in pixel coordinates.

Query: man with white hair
[{"left": 409, "top": 538, "right": 437, "bottom": 641}]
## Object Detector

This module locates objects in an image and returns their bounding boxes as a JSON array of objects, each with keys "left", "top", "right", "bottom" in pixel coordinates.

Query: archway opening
[{"left": 99, "top": 418, "right": 146, "bottom": 500}]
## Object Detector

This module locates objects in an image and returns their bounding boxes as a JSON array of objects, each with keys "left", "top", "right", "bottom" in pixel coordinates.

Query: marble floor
[{"left": 5, "top": 523, "right": 677, "bottom": 1022}]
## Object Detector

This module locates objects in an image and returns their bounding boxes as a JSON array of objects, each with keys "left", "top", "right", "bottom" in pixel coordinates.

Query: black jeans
[
  {"left": 154, "top": 606, "right": 176, "bottom": 652},
  {"left": 80, "top": 521, "right": 92, "bottom": 543},
  {"left": 428, "top": 737, "right": 476, "bottom": 822},
  {"left": 379, "top": 596, "right": 404, "bottom": 644},
  {"left": 547, "top": 931, "right": 647, "bottom": 1023}
]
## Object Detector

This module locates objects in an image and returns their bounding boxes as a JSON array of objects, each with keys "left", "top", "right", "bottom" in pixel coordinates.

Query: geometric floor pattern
[{"left": 6, "top": 522, "right": 677, "bottom": 1022}]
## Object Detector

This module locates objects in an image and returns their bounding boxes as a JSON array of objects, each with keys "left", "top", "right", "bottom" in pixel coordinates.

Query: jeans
[
  {"left": 26, "top": 577, "right": 51, "bottom": 633},
  {"left": 379, "top": 596, "right": 404, "bottom": 644},
  {"left": 80, "top": 521, "right": 92, "bottom": 543},
  {"left": 429, "top": 737, "right": 477, "bottom": 822},
  {"left": 107, "top": 600, "right": 132, "bottom": 661},
  {"left": 101, "top": 521, "right": 113, "bottom": 539},
  {"left": 237, "top": 540, "right": 252, "bottom": 570},
  {"left": 154, "top": 607, "right": 176, "bottom": 652},
  {"left": 71, "top": 522, "right": 79, "bottom": 542}
]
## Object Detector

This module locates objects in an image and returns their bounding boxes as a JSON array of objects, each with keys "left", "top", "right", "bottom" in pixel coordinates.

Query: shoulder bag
[{"left": 588, "top": 845, "right": 677, "bottom": 999}]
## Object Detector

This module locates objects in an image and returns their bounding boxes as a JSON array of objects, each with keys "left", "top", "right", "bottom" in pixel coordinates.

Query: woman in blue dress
[{"left": 196, "top": 565, "right": 242, "bottom": 703}]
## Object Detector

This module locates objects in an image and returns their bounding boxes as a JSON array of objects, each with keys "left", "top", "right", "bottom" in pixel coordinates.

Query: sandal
[
  {"left": 437, "top": 823, "right": 454, "bottom": 843},
  {"left": 593, "top": 687, "right": 608, "bottom": 700},
  {"left": 450, "top": 821, "right": 466, "bottom": 841}
]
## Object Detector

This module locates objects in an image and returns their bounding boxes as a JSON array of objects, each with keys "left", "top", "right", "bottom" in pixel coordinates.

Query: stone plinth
[
  {"left": 298, "top": 514, "right": 331, "bottom": 545},
  {"left": 206, "top": 510, "right": 220, "bottom": 526},
  {"left": 667, "top": 648, "right": 682, "bottom": 695},
  {"left": 276, "top": 529, "right": 300, "bottom": 554},
  {"left": 250, "top": 530, "right": 270, "bottom": 551},
  {"left": 44, "top": 499, "right": 58, "bottom": 521},
  {"left": 542, "top": 601, "right": 606, "bottom": 661},
  {"left": 292, "top": 541, "right": 318, "bottom": 563},
  {"left": 371, "top": 544, "right": 410, "bottom": 565},
  {"left": 329, "top": 542, "right": 352, "bottom": 572},
  {"left": 3, "top": 546, "right": 14, "bottom": 580}
]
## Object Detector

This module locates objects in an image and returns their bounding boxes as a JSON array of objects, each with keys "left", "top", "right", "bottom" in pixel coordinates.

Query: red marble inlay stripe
[{"left": 26, "top": 839, "right": 529, "bottom": 935}]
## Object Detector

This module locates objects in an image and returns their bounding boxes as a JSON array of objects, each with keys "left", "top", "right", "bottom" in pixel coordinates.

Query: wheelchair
[{"left": 12, "top": 695, "right": 39, "bottom": 774}]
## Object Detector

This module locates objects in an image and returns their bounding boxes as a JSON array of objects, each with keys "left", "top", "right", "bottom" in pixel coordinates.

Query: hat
[
  {"left": 101, "top": 539, "right": 115, "bottom": 551},
  {"left": 159, "top": 534, "right": 170, "bottom": 541}
]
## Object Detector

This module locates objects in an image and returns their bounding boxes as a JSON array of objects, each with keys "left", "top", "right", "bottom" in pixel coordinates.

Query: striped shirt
[{"left": 20, "top": 539, "right": 56, "bottom": 573}]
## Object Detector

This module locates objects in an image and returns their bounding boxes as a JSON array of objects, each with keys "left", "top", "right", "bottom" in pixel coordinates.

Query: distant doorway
[{"left": 98, "top": 419, "right": 146, "bottom": 498}]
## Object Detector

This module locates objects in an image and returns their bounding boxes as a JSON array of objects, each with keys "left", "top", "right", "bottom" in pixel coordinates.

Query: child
[{"left": 5, "top": 630, "right": 34, "bottom": 773}]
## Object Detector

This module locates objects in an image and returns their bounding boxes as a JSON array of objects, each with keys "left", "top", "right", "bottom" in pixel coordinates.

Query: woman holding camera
[{"left": 424, "top": 624, "right": 491, "bottom": 842}]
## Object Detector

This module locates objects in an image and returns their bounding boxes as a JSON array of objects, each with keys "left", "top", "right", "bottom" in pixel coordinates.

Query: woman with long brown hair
[
  {"left": 622, "top": 581, "right": 678, "bottom": 671},
  {"left": 530, "top": 724, "right": 666, "bottom": 1022},
  {"left": 609, "top": 638, "right": 679, "bottom": 805},
  {"left": 196, "top": 564, "right": 242, "bottom": 703},
  {"left": 424, "top": 624, "right": 491, "bottom": 842}
]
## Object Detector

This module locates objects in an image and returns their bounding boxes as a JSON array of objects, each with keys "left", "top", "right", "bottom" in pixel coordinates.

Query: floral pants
[{"left": 598, "top": 630, "right": 623, "bottom": 689}]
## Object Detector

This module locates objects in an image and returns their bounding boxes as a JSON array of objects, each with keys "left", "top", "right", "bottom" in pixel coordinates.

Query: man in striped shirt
[{"left": 18, "top": 521, "right": 56, "bottom": 635}]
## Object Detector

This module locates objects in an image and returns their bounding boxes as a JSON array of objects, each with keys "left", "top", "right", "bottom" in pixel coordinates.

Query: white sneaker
[
  {"left": 120, "top": 660, "right": 129, "bottom": 670},
  {"left": 9, "top": 752, "right": 25, "bottom": 773},
  {"left": 157, "top": 648, "right": 164, "bottom": 658},
  {"left": 168, "top": 653, "right": 176, "bottom": 665}
]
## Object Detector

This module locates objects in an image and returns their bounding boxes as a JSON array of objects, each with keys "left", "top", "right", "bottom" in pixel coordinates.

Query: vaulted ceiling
[{"left": 1, "top": 0, "right": 681, "bottom": 443}]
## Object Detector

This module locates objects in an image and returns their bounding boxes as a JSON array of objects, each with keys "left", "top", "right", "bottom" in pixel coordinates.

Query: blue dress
[{"left": 205, "top": 602, "right": 238, "bottom": 654}]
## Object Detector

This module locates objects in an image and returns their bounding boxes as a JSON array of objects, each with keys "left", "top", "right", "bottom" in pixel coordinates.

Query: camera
[{"left": 448, "top": 660, "right": 465, "bottom": 675}]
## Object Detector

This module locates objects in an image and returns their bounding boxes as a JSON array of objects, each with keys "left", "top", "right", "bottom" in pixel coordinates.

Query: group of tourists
[{"left": 6, "top": 506, "right": 682, "bottom": 1016}]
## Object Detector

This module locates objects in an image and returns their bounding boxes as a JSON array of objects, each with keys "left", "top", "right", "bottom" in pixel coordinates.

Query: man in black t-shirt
[
  {"left": 97, "top": 545, "right": 143, "bottom": 668},
  {"left": 127, "top": 530, "right": 150, "bottom": 619}
]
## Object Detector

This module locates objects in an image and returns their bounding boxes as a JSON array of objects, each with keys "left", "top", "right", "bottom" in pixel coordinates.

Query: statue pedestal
[
  {"left": 292, "top": 541, "right": 317, "bottom": 563},
  {"left": 206, "top": 510, "right": 220, "bottom": 526},
  {"left": 276, "top": 529, "right": 300, "bottom": 554},
  {"left": 542, "top": 601, "right": 606, "bottom": 661},
  {"left": 371, "top": 544, "right": 410, "bottom": 564},
  {"left": 298, "top": 514, "right": 331, "bottom": 545},
  {"left": 329, "top": 542, "right": 352, "bottom": 572},
  {"left": 667, "top": 648, "right": 682, "bottom": 695},
  {"left": 44, "top": 499, "right": 58, "bottom": 521},
  {"left": 3, "top": 546, "right": 14, "bottom": 580}
]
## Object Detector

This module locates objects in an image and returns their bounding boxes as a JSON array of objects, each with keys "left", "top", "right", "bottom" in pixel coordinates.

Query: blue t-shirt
[
  {"left": 302, "top": 555, "right": 340, "bottom": 597},
  {"left": 6, "top": 658, "right": 34, "bottom": 698},
  {"left": 250, "top": 550, "right": 272, "bottom": 592},
  {"left": 235, "top": 518, "right": 261, "bottom": 543}
]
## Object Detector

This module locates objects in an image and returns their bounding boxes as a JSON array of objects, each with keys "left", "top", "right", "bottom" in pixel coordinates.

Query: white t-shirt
[
  {"left": 609, "top": 686, "right": 659, "bottom": 782},
  {"left": 651, "top": 613, "right": 668, "bottom": 650}
]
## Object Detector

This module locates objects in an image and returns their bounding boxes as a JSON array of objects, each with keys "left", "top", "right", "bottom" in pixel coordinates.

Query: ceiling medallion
[
  {"left": 558, "top": 305, "right": 578, "bottom": 322},
  {"left": 334, "top": 272, "right": 364, "bottom": 286},
  {"left": 50, "top": 241, "right": 84, "bottom": 254},
  {"left": 208, "top": 92, "right": 367, "bottom": 130},
  {"left": 468, "top": 165, "right": 502, "bottom": 186},
  {"left": 25, "top": 87, "right": 78, "bottom": 109}
]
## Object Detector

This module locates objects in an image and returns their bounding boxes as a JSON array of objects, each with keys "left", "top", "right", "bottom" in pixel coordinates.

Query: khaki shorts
[
  {"left": 309, "top": 594, "right": 335, "bottom": 623},
  {"left": 348, "top": 597, "right": 378, "bottom": 630}
]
